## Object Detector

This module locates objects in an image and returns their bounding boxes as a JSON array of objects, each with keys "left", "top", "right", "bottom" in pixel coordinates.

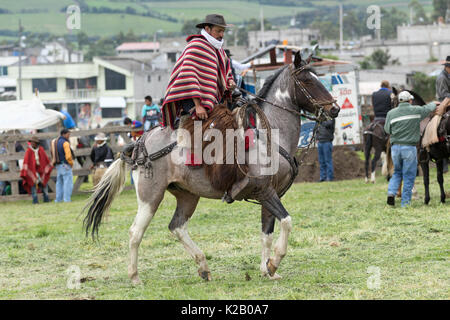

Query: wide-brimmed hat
[
  {"left": 196, "top": 14, "right": 232, "bottom": 29},
  {"left": 94, "top": 133, "right": 108, "bottom": 141},
  {"left": 443, "top": 55, "right": 450, "bottom": 67},
  {"left": 28, "top": 136, "right": 40, "bottom": 144}
]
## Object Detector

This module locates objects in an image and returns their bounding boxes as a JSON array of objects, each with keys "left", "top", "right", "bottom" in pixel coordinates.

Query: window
[
  {"left": 105, "top": 68, "right": 126, "bottom": 90},
  {"left": 66, "top": 77, "right": 97, "bottom": 90},
  {"left": 32, "top": 78, "right": 57, "bottom": 93},
  {"left": 0, "top": 66, "right": 7, "bottom": 76},
  {"left": 101, "top": 107, "right": 123, "bottom": 118}
]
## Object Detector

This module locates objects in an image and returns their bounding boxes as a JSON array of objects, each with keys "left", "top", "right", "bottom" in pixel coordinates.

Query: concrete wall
[
  {"left": 248, "top": 28, "right": 320, "bottom": 50},
  {"left": 397, "top": 24, "right": 450, "bottom": 43}
]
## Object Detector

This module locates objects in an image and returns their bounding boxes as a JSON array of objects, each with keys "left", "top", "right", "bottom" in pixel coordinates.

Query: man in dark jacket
[
  {"left": 436, "top": 55, "right": 450, "bottom": 173},
  {"left": 372, "top": 80, "right": 392, "bottom": 122},
  {"left": 316, "top": 119, "right": 335, "bottom": 182},
  {"left": 90, "top": 132, "right": 114, "bottom": 187}
]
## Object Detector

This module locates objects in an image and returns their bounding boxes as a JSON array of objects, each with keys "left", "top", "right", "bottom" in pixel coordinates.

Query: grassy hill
[{"left": 0, "top": 0, "right": 433, "bottom": 40}]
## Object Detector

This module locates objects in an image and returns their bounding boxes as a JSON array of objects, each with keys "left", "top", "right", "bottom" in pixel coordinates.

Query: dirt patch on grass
[{"left": 294, "top": 146, "right": 365, "bottom": 183}]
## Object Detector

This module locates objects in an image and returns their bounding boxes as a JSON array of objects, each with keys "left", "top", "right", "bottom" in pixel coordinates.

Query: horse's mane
[
  {"left": 257, "top": 65, "right": 289, "bottom": 100},
  {"left": 408, "top": 90, "right": 426, "bottom": 106}
]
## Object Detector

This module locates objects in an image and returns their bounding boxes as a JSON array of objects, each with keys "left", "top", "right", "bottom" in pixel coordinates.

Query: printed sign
[{"left": 298, "top": 70, "right": 361, "bottom": 146}]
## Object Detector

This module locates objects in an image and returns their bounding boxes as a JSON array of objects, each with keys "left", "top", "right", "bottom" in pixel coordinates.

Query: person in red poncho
[
  {"left": 20, "top": 136, "right": 53, "bottom": 204},
  {"left": 161, "top": 14, "right": 236, "bottom": 129}
]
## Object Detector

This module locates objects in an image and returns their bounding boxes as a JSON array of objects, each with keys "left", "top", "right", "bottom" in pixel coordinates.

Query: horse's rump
[{"left": 182, "top": 104, "right": 248, "bottom": 192}]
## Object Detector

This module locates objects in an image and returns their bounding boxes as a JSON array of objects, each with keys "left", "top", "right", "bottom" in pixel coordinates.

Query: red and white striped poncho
[{"left": 161, "top": 34, "right": 233, "bottom": 129}]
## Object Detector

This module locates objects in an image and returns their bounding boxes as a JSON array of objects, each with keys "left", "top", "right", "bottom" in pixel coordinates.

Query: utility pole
[
  {"left": 339, "top": 3, "right": 343, "bottom": 55},
  {"left": 18, "top": 19, "right": 23, "bottom": 100},
  {"left": 260, "top": 7, "right": 265, "bottom": 47}
]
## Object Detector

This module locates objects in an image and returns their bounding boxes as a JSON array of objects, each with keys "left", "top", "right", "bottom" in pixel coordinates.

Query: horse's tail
[
  {"left": 382, "top": 138, "right": 394, "bottom": 180},
  {"left": 82, "top": 158, "right": 127, "bottom": 239}
]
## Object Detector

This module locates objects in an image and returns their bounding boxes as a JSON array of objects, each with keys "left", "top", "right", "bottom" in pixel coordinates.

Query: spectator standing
[
  {"left": 384, "top": 91, "right": 438, "bottom": 207},
  {"left": 141, "top": 96, "right": 161, "bottom": 131},
  {"left": 51, "top": 129, "right": 74, "bottom": 202},
  {"left": 316, "top": 119, "right": 335, "bottom": 182},
  {"left": 20, "top": 136, "right": 53, "bottom": 204},
  {"left": 90, "top": 133, "right": 114, "bottom": 187}
]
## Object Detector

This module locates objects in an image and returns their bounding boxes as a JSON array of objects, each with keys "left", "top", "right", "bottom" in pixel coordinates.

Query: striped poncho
[{"left": 162, "top": 34, "right": 233, "bottom": 129}]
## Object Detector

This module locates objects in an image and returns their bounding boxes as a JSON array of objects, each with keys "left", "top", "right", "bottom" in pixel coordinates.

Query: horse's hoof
[
  {"left": 198, "top": 269, "right": 212, "bottom": 281},
  {"left": 268, "top": 273, "right": 282, "bottom": 280},
  {"left": 266, "top": 258, "right": 277, "bottom": 277},
  {"left": 131, "top": 276, "right": 142, "bottom": 285}
]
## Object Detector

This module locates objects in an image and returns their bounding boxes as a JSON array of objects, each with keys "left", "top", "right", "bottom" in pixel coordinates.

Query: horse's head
[
  {"left": 391, "top": 87, "right": 426, "bottom": 108},
  {"left": 290, "top": 51, "right": 340, "bottom": 120}
]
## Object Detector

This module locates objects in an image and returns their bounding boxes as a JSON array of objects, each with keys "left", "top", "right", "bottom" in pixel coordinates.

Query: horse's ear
[
  {"left": 392, "top": 87, "right": 398, "bottom": 95},
  {"left": 294, "top": 51, "right": 302, "bottom": 69}
]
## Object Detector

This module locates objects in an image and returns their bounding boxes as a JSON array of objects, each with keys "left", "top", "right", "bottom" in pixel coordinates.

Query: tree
[
  {"left": 77, "top": 31, "right": 89, "bottom": 51},
  {"left": 310, "top": 20, "right": 339, "bottom": 40},
  {"left": 432, "top": 0, "right": 449, "bottom": 20},
  {"left": 411, "top": 72, "right": 437, "bottom": 102},
  {"left": 181, "top": 19, "right": 201, "bottom": 36},
  {"left": 409, "top": 0, "right": 430, "bottom": 25},
  {"left": 371, "top": 49, "right": 391, "bottom": 69},
  {"left": 380, "top": 7, "right": 409, "bottom": 39}
]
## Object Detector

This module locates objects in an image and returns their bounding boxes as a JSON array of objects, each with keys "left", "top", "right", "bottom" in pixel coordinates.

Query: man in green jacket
[{"left": 384, "top": 91, "right": 439, "bottom": 207}]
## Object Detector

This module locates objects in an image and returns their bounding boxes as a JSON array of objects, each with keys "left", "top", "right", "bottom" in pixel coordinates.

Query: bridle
[
  {"left": 290, "top": 64, "right": 338, "bottom": 122},
  {"left": 237, "top": 64, "right": 339, "bottom": 123}
]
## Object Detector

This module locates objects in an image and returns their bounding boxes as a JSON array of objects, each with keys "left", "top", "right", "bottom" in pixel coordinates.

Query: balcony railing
[{"left": 66, "top": 88, "right": 98, "bottom": 100}]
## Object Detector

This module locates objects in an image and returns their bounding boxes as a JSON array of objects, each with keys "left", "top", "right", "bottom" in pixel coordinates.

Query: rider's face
[{"left": 205, "top": 25, "right": 225, "bottom": 41}]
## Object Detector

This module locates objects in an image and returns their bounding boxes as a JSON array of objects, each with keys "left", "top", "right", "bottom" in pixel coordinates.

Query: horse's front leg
[
  {"left": 436, "top": 159, "right": 446, "bottom": 203},
  {"left": 260, "top": 207, "right": 281, "bottom": 280},
  {"left": 257, "top": 188, "right": 292, "bottom": 278}
]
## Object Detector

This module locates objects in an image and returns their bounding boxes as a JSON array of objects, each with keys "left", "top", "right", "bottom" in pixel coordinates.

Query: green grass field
[
  {"left": 0, "top": 0, "right": 432, "bottom": 38},
  {"left": 0, "top": 168, "right": 448, "bottom": 300}
]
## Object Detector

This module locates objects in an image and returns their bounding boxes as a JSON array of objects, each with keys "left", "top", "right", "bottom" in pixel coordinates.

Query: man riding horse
[{"left": 161, "top": 14, "right": 236, "bottom": 128}]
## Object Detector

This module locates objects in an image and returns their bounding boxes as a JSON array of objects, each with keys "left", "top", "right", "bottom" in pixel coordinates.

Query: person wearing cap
[
  {"left": 51, "top": 129, "right": 74, "bottom": 203},
  {"left": 435, "top": 55, "right": 450, "bottom": 173},
  {"left": 20, "top": 136, "right": 53, "bottom": 204},
  {"left": 90, "top": 133, "right": 114, "bottom": 187},
  {"left": 384, "top": 91, "right": 439, "bottom": 207},
  {"left": 161, "top": 14, "right": 236, "bottom": 129}
]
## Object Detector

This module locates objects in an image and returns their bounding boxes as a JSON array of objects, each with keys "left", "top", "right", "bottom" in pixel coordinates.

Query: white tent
[{"left": 0, "top": 97, "right": 64, "bottom": 130}]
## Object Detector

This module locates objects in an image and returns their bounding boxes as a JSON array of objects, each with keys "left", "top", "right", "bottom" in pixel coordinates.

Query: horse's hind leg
[
  {"left": 364, "top": 135, "right": 371, "bottom": 183},
  {"left": 128, "top": 170, "right": 166, "bottom": 284},
  {"left": 436, "top": 159, "right": 446, "bottom": 203},
  {"left": 421, "top": 160, "right": 431, "bottom": 204},
  {"left": 168, "top": 189, "right": 210, "bottom": 280},
  {"left": 371, "top": 145, "right": 382, "bottom": 183},
  {"left": 260, "top": 207, "right": 281, "bottom": 280},
  {"left": 257, "top": 188, "right": 292, "bottom": 278}
]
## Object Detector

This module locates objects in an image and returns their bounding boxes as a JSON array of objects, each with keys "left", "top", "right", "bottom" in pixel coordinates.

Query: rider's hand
[
  {"left": 195, "top": 105, "right": 208, "bottom": 120},
  {"left": 228, "top": 79, "right": 236, "bottom": 90}
]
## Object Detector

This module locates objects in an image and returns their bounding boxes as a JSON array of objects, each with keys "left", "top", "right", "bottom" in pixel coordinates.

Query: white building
[
  {"left": 8, "top": 56, "right": 169, "bottom": 127},
  {"left": 248, "top": 28, "right": 320, "bottom": 50}
]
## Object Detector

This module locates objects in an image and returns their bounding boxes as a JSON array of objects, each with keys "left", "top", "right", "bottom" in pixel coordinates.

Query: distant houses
[{"left": 8, "top": 56, "right": 170, "bottom": 127}]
